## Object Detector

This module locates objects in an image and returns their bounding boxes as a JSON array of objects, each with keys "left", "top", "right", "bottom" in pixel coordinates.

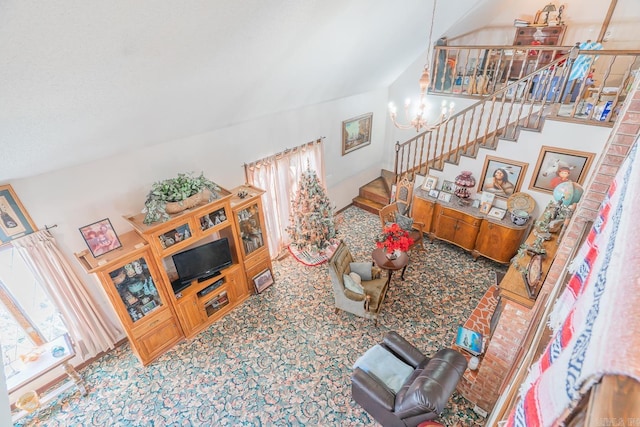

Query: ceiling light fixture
[{"left": 388, "top": 0, "right": 454, "bottom": 133}]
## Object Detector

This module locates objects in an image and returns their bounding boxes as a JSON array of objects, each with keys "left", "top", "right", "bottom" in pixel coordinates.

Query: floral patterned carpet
[{"left": 14, "top": 206, "right": 505, "bottom": 426}]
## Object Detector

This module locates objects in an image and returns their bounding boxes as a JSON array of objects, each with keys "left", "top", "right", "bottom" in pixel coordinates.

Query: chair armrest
[
  {"left": 351, "top": 367, "right": 395, "bottom": 411},
  {"left": 382, "top": 331, "right": 427, "bottom": 368},
  {"left": 412, "top": 221, "right": 425, "bottom": 234},
  {"left": 344, "top": 288, "right": 367, "bottom": 301}
]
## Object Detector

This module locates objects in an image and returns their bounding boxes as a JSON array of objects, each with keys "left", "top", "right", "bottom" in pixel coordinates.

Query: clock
[{"left": 524, "top": 254, "right": 543, "bottom": 298}]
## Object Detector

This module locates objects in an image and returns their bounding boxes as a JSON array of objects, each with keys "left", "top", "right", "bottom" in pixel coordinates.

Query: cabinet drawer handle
[{"left": 148, "top": 319, "right": 160, "bottom": 327}]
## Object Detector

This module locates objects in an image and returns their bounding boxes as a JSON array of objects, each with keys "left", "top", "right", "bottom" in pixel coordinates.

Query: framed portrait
[
  {"left": 441, "top": 180, "right": 455, "bottom": 193},
  {"left": 342, "top": 113, "right": 373, "bottom": 155},
  {"left": 253, "top": 268, "right": 274, "bottom": 294},
  {"left": 529, "top": 146, "right": 595, "bottom": 193},
  {"left": 0, "top": 184, "right": 37, "bottom": 244},
  {"left": 477, "top": 155, "right": 528, "bottom": 199},
  {"left": 438, "top": 191, "right": 452, "bottom": 203},
  {"left": 79, "top": 218, "right": 122, "bottom": 258},
  {"left": 421, "top": 175, "right": 438, "bottom": 192},
  {"left": 428, "top": 189, "right": 440, "bottom": 199}
]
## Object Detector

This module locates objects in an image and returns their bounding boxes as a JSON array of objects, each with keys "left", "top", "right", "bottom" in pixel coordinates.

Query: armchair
[
  {"left": 352, "top": 331, "right": 467, "bottom": 427},
  {"left": 327, "top": 241, "right": 388, "bottom": 326}
]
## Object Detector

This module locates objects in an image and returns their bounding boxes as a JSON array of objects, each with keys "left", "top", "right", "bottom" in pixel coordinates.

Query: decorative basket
[{"left": 165, "top": 189, "right": 210, "bottom": 214}]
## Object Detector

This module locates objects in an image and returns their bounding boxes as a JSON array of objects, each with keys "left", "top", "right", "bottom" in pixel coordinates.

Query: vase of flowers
[{"left": 376, "top": 223, "right": 413, "bottom": 259}]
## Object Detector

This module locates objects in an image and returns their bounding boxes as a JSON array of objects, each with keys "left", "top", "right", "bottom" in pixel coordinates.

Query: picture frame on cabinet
[
  {"left": 487, "top": 207, "right": 507, "bottom": 220},
  {"left": 528, "top": 146, "right": 595, "bottom": 193},
  {"left": 428, "top": 189, "right": 440, "bottom": 199},
  {"left": 0, "top": 184, "right": 37, "bottom": 244},
  {"left": 79, "top": 218, "right": 122, "bottom": 258},
  {"left": 342, "top": 113, "right": 373, "bottom": 155},
  {"left": 438, "top": 191, "right": 452, "bottom": 203},
  {"left": 253, "top": 268, "right": 274, "bottom": 294},
  {"left": 441, "top": 180, "right": 455, "bottom": 193},
  {"left": 478, "top": 155, "right": 528, "bottom": 199},
  {"left": 421, "top": 175, "right": 438, "bottom": 191},
  {"left": 479, "top": 191, "right": 495, "bottom": 214},
  {"left": 471, "top": 199, "right": 481, "bottom": 209}
]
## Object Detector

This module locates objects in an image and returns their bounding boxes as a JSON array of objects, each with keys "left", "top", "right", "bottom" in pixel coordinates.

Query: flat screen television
[{"left": 171, "top": 237, "right": 232, "bottom": 292}]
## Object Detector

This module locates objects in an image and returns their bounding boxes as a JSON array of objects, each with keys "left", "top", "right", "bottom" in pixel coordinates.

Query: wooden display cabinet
[
  {"left": 433, "top": 204, "right": 481, "bottom": 251},
  {"left": 75, "top": 231, "right": 183, "bottom": 365},
  {"left": 411, "top": 192, "right": 436, "bottom": 236},
  {"left": 473, "top": 219, "right": 529, "bottom": 264},
  {"left": 229, "top": 184, "right": 273, "bottom": 290},
  {"left": 123, "top": 189, "right": 253, "bottom": 338}
]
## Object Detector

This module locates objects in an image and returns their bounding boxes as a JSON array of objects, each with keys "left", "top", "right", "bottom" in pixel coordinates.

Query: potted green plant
[{"left": 143, "top": 172, "right": 222, "bottom": 224}]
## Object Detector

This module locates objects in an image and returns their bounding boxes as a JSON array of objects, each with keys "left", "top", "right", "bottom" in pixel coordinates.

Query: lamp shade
[
  {"left": 553, "top": 181, "right": 584, "bottom": 206},
  {"left": 455, "top": 171, "right": 476, "bottom": 188}
]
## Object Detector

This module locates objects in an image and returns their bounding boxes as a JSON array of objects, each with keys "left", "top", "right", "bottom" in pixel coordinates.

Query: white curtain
[
  {"left": 13, "top": 230, "right": 121, "bottom": 358},
  {"left": 245, "top": 139, "right": 325, "bottom": 258}
]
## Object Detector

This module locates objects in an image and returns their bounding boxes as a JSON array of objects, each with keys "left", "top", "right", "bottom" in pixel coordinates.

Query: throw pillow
[
  {"left": 395, "top": 212, "right": 414, "bottom": 231},
  {"left": 353, "top": 344, "right": 414, "bottom": 393},
  {"left": 349, "top": 272, "right": 362, "bottom": 285},
  {"left": 349, "top": 262, "right": 373, "bottom": 281},
  {"left": 343, "top": 273, "right": 364, "bottom": 294}
]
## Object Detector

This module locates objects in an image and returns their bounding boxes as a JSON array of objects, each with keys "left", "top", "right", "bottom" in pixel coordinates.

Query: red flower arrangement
[{"left": 376, "top": 223, "right": 413, "bottom": 254}]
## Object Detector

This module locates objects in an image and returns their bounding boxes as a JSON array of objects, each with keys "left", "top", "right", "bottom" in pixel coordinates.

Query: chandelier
[{"left": 388, "top": 0, "right": 454, "bottom": 132}]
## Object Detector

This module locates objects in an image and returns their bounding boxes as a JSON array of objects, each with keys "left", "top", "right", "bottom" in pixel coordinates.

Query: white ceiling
[{"left": 0, "top": 0, "right": 480, "bottom": 182}]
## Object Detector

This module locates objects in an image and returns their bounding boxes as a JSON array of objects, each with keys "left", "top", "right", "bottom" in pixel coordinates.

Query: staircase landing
[{"left": 352, "top": 170, "right": 394, "bottom": 214}]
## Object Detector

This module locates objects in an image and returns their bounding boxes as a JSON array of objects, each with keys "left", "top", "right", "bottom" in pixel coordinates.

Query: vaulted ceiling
[{"left": 1, "top": 0, "right": 489, "bottom": 182}]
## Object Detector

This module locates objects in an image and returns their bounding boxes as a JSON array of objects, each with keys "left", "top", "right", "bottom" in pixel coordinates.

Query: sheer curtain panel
[
  {"left": 12, "top": 230, "right": 121, "bottom": 359},
  {"left": 245, "top": 139, "right": 325, "bottom": 258}
]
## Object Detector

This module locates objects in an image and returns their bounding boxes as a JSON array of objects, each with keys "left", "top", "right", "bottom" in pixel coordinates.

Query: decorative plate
[
  {"left": 507, "top": 192, "right": 536, "bottom": 214},
  {"left": 524, "top": 254, "right": 543, "bottom": 298}
]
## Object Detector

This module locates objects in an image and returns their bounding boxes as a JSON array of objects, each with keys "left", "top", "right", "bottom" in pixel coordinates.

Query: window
[{"left": 0, "top": 245, "right": 67, "bottom": 378}]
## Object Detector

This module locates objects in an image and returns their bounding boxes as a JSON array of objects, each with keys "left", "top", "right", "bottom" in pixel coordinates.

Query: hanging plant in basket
[{"left": 142, "top": 172, "right": 222, "bottom": 224}]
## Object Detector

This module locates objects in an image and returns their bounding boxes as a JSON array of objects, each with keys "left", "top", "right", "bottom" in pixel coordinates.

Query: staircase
[{"left": 353, "top": 46, "right": 639, "bottom": 211}]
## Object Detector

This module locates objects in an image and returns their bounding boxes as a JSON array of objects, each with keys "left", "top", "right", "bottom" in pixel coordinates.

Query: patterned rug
[{"left": 14, "top": 206, "right": 506, "bottom": 426}]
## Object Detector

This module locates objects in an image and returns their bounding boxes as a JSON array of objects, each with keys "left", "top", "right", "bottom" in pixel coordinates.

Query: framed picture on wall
[
  {"left": 0, "top": 184, "right": 37, "bottom": 244},
  {"left": 477, "top": 156, "right": 528, "bottom": 199},
  {"left": 529, "top": 146, "right": 595, "bottom": 193},
  {"left": 342, "top": 113, "right": 373, "bottom": 155}
]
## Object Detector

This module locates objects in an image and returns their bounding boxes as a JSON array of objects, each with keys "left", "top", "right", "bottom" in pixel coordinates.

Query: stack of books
[{"left": 514, "top": 19, "right": 530, "bottom": 27}]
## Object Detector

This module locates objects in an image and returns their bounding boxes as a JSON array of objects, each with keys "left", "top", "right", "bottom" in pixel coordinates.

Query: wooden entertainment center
[{"left": 75, "top": 184, "right": 271, "bottom": 365}]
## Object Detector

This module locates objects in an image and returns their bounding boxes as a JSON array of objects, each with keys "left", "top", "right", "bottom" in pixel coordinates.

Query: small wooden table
[{"left": 372, "top": 248, "right": 410, "bottom": 285}]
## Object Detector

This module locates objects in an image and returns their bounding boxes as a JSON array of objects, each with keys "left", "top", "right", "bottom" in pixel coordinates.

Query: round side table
[{"left": 372, "top": 247, "right": 409, "bottom": 284}]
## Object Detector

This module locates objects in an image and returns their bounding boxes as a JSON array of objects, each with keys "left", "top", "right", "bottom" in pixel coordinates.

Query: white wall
[{"left": 10, "top": 87, "right": 390, "bottom": 343}]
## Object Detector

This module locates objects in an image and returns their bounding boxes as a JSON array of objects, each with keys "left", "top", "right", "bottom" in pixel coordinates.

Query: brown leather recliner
[{"left": 351, "top": 331, "right": 467, "bottom": 427}]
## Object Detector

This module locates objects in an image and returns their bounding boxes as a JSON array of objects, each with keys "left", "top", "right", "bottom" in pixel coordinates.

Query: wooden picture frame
[
  {"left": 342, "top": 113, "right": 373, "bottom": 155},
  {"left": 477, "top": 155, "right": 528, "bottom": 199},
  {"left": 528, "top": 146, "right": 595, "bottom": 193},
  {"left": 441, "top": 180, "right": 455, "bottom": 193},
  {"left": 0, "top": 184, "right": 37, "bottom": 244},
  {"left": 79, "top": 218, "right": 122, "bottom": 258},
  {"left": 253, "top": 268, "right": 274, "bottom": 294},
  {"left": 421, "top": 175, "right": 438, "bottom": 191}
]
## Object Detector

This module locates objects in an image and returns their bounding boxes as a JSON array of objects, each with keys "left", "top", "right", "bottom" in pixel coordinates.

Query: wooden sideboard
[{"left": 412, "top": 191, "right": 529, "bottom": 264}]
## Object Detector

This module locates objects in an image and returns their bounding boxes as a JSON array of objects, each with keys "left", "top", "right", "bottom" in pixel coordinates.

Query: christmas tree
[{"left": 287, "top": 166, "right": 336, "bottom": 253}]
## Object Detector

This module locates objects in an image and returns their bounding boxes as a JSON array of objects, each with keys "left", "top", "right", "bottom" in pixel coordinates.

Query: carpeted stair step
[
  {"left": 358, "top": 176, "right": 390, "bottom": 206},
  {"left": 352, "top": 196, "right": 386, "bottom": 215}
]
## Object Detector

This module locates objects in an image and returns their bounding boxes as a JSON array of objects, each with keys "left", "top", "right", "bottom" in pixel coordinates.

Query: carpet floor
[{"left": 14, "top": 206, "right": 506, "bottom": 426}]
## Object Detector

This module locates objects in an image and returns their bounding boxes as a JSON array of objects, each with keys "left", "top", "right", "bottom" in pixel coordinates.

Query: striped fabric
[
  {"left": 506, "top": 142, "right": 640, "bottom": 427},
  {"left": 568, "top": 41, "right": 602, "bottom": 81}
]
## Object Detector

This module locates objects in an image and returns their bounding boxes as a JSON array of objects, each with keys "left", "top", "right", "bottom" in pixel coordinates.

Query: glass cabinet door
[
  {"left": 108, "top": 257, "right": 163, "bottom": 323},
  {"left": 237, "top": 203, "right": 264, "bottom": 256}
]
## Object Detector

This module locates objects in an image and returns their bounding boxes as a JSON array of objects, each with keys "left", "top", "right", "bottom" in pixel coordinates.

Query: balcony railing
[{"left": 393, "top": 46, "right": 640, "bottom": 183}]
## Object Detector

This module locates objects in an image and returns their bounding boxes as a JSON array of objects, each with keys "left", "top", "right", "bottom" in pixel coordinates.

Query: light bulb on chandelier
[{"left": 388, "top": 0, "right": 455, "bottom": 132}]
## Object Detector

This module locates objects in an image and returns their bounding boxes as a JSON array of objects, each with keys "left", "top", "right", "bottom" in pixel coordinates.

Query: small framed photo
[
  {"left": 342, "top": 113, "right": 373, "bottom": 155},
  {"left": 79, "top": 218, "right": 122, "bottom": 258},
  {"left": 421, "top": 175, "right": 438, "bottom": 192},
  {"left": 488, "top": 207, "right": 507, "bottom": 220},
  {"left": 253, "top": 268, "right": 274, "bottom": 294},
  {"left": 441, "top": 180, "right": 455, "bottom": 193},
  {"left": 0, "top": 184, "right": 37, "bottom": 244},
  {"left": 438, "top": 192, "right": 452, "bottom": 203},
  {"left": 479, "top": 191, "right": 495, "bottom": 214},
  {"left": 471, "top": 199, "right": 481, "bottom": 209},
  {"left": 428, "top": 189, "right": 440, "bottom": 199},
  {"left": 140, "top": 300, "right": 158, "bottom": 315}
]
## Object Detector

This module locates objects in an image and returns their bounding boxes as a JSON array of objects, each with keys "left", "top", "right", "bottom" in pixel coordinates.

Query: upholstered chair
[
  {"left": 327, "top": 241, "right": 388, "bottom": 325},
  {"left": 352, "top": 331, "right": 468, "bottom": 427}
]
